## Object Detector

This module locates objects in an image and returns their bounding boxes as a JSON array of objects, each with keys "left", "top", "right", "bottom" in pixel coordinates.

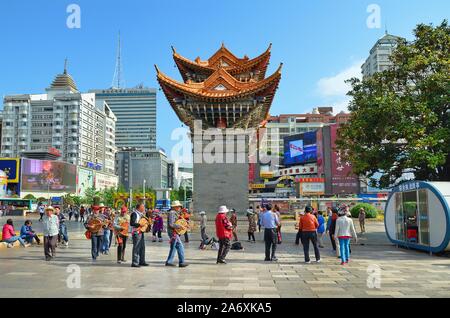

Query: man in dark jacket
[
  {"left": 130, "top": 203, "right": 149, "bottom": 268},
  {"left": 328, "top": 207, "right": 340, "bottom": 258}
]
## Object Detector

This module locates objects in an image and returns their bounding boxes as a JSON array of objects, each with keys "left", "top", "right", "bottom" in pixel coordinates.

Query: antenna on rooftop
[{"left": 112, "top": 31, "right": 125, "bottom": 89}]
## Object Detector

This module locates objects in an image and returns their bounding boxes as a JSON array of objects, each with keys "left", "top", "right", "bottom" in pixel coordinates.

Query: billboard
[
  {"left": 77, "top": 167, "right": 94, "bottom": 196},
  {"left": 330, "top": 125, "right": 359, "bottom": 194},
  {"left": 0, "top": 158, "right": 20, "bottom": 183},
  {"left": 21, "top": 159, "right": 76, "bottom": 192},
  {"left": 283, "top": 131, "right": 317, "bottom": 166},
  {"left": 94, "top": 172, "right": 118, "bottom": 191}
]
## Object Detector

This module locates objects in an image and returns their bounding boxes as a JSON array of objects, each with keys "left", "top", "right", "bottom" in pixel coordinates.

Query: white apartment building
[
  {"left": 361, "top": 32, "right": 405, "bottom": 78},
  {"left": 1, "top": 66, "right": 117, "bottom": 174}
]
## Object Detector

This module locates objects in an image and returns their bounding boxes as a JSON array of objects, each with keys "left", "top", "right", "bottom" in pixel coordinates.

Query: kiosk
[{"left": 384, "top": 181, "right": 450, "bottom": 253}]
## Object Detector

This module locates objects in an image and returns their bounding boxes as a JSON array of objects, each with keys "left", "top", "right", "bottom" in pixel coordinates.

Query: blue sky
[{"left": 0, "top": 0, "right": 448, "bottom": 158}]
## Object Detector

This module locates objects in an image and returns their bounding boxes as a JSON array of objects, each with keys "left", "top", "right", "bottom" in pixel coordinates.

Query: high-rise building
[
  {"left": 89, "top": 87, "right": 157, "bottom": 151},
  {"left": 1, "top": 65, "right": 117, "bottom": 174},
  {"left": 361, "top": 32, "right": 405, "bottom": 78},
  {"left": 115, "top": 148, "right": 168, "bottom": 191}
]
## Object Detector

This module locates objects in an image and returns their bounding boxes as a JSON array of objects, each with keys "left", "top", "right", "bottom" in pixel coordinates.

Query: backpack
[{"left": 231, "top": 241, "right": 243, "bottom": 250}]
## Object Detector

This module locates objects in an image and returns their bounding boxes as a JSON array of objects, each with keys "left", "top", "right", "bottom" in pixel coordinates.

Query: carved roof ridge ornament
[{"left": 172, "top": 43, "right": 272, "bottom": 79}]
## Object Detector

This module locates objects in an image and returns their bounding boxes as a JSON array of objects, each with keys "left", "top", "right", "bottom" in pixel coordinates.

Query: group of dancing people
[
  {"left": 10, "top": 200, "right": 360, "bottom": 267},
  {"left": 82, "top": 200, "right": 190, "bottom": 267}
]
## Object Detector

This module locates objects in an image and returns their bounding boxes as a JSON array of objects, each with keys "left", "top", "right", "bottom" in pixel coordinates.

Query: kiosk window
[
  {"left": 418, "top": 189, "right": 430, "bottom": 246},
  {"left": 395, "top": 192, "right": 405, "bottom": 241}
]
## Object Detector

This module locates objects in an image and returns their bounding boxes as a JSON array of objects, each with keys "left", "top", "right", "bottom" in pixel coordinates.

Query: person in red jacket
[{"left": 215, "top": 205, "right": 233, "bottom": 264}]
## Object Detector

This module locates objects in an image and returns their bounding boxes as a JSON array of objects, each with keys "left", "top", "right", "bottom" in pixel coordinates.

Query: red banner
[{"left": 330, "top": 124, "right": 359, "bottom": 194}]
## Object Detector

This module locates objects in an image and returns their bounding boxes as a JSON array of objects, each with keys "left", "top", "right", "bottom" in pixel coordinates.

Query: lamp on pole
[{"left": 143, "top": 179, "right": 146, "bottom": 200}]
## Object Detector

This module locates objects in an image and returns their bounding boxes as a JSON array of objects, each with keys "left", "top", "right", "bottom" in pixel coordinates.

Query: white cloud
[
  {"left": 331, "top": 97, "right": 352, "bottom": 114},
  {"left": 317, "top": 60, "right": 363, "bottom": 97},
  {"left": 316, "top": 59, "right": 364, "bottom": 114}
]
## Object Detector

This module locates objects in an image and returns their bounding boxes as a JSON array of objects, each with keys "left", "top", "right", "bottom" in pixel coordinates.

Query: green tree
[
  {"left": 101, "top": 187, "right": 115, "bottom": 207},
  {"left": 23, "top": 194, "right": 36, "bottom": 201},
  {"left": 337, "top": 21, "right": 450, "bottom": 188},
  {"left": 63, "top": 194, "right": 74, "bottom": 207},
  {"left": 82, "top": 187, "right": 100, "bottom": 205},
  {"left": 72, "top": 196, "right": 82, "bottom": 206}
]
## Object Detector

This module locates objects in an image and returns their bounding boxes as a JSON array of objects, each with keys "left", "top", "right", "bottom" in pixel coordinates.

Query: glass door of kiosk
[
  {"left": 402, "top": 191, "right": 419, "bottom": 244},
  {"left": 418, "top": 189, "right": 430, "bottom": 246}
]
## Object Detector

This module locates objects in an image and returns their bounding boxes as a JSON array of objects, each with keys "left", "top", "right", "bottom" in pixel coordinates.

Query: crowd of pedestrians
[{"left": 1, "top": 200, "right": 365, "bottom": 267}]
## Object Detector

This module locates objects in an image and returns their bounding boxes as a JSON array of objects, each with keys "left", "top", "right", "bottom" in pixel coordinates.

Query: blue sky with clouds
[{"left": 0, "top": 0, "right": 448, "bottom": 159}]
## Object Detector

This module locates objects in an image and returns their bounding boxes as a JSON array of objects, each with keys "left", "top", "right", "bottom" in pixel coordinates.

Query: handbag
[{"left": 85, "top": 230, "right": 91, "bottom": 240}]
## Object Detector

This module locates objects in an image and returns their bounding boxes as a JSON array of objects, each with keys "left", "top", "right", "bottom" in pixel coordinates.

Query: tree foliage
[
  {"left": 350, "top": 203, "right": 378, "bottom": 219},
  {"left": 337, "top": 21, "right": 450, "bottom": 188}
]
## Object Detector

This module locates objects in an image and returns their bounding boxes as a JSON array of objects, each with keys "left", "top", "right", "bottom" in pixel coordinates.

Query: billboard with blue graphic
[{"left": 283, "top": 131, "right": 318, "bottom": 166}]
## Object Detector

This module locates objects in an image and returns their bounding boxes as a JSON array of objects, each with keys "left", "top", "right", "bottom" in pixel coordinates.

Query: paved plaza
[{"left": 1, "top": 215, "right": 449, "bottom": 298}]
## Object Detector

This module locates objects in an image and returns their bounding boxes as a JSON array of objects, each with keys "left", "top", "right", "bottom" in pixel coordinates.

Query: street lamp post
[{"left": 143, "top": 179, "right": 146, "bottom": 201}]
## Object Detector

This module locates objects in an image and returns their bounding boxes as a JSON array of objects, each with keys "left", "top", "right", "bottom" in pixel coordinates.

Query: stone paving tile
[{"left": 1, "top": 217, "right": 450, "bottom": 298}]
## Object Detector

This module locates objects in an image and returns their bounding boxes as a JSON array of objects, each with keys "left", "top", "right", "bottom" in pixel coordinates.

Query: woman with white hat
[
  {"left": 215, "top": 205, "right": 233, "bottom": 264},
  {"left": 42, "top": 206, "right": 59, "bottom": 261}
]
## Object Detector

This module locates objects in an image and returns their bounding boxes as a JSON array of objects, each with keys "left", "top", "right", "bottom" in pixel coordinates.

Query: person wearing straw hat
[
  {"left": 42, "top": 206, "right": 59, "bottom": 261},
  {"left": 84, "top": 205, "right": 106, "bottom": 262},
  {"left": 215, "top": 205, "right": 233, "bottom": 264},
  {"left": 165, "top": 201, "right": 188, "bottom": 267}
]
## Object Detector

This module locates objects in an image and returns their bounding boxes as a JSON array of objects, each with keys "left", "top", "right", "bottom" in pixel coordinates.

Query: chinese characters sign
[{"left": 330, "top": 125, "right": 359, "bottom": 194}]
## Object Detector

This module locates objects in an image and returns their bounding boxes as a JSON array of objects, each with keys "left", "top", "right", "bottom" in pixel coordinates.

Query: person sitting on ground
[
  {"left": 2, "top": 219, "right": 30, "bottom": 248},
  {"left": 20, "top": 220, "right": 41, "bottom": 245}
]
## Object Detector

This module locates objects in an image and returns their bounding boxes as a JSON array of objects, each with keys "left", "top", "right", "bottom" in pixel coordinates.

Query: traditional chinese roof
[
  {"left": 157, "top": 45, "right": 281, "bottom": 130},
  {"left": 172, "top": 43, "right": 272, "bottom": 82},
  {"left": 156, "top": 63, "right": 282, "bottom": 130}
]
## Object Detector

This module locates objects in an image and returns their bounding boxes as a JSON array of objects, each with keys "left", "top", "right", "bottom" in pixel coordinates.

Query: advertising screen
[
  {"left": 0, "top": 158, "right": 20, "bottom": 183},
  {"left": 77, "top": 168, "right": 94, "bottom": 196},
  {"left": 283, "top": 131, "right": 317, "bottom": 166},
  {"left": 21, "top": 159, "right": 76, "bottom": 192}
]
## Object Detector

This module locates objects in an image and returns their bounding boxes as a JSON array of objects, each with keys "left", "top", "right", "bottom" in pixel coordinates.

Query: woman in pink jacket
[{"left": 2, "top": 219, "right": 29, "bottom": 247}]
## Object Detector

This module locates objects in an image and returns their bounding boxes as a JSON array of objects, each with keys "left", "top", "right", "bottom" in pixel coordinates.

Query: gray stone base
[{"left": 193, "top": 162, "right": 248, "bottom": 216}]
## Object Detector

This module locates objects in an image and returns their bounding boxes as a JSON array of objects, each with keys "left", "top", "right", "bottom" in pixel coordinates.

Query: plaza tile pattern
[{"left": 0, "top": 216, "right": 449, "bottom": 298}]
